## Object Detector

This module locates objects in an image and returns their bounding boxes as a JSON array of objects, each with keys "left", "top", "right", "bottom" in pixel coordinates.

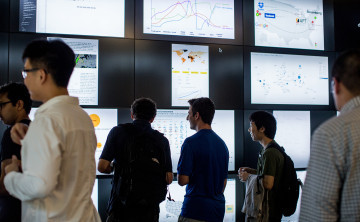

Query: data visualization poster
[
  {"left": 143, "top": 0, "right": 235, "bottom": 39},
  {"left": 83, "top": 109, "right": 118, "bottom": 175},
  {"left": 48, "top": 37, "right": 99, "bottom": 105},
  {"left": 273, "top": 111, "right": 310, "bottom": 168},
  {"left": 152, "top": 110, "right": 235, "bottom": 172},
  {"left": 254, "top": 0, "right": 324, "bottom": 50},
  {"left": 172, "top": 44, "right": 209, "bottom": 107},
  {"left": 19, "top": 0, "right": 125, "bottom": 37},
  {"left": 159, "top": 179, "right": 236, "bottom": 221},
  {"left": 251, "top": 52, "right": 329, "bottom": 105}
]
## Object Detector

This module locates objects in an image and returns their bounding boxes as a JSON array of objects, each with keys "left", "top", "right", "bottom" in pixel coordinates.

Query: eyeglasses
[
  {"left": 21, "top": 68, "right": 40, "bottom": 79},
  {"left": 0, "top": 101, "right": 12, "bottom": 110}
]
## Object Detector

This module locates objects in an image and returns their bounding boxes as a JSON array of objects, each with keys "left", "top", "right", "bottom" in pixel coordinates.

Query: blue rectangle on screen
[{"left": 265, "top": 13, "right": 276, "bottom": 18}]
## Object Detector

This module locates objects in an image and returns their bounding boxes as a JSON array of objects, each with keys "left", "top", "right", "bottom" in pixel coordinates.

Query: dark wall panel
[{"left": 0, "top": 33, "right": 9, "bottom": 84}]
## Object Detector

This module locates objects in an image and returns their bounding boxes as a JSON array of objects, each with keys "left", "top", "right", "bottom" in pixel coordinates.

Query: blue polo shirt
[{"left": 177, "top": 129, "right": 229, "bottom": 222}]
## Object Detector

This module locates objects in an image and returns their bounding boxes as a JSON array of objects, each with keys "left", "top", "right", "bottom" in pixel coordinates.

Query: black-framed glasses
[
  {"left": 0, "top": 101, "right": 12, "bottom": 110},
  {"left": 21, "top": 68, "right": 40, "bottom": 79}
]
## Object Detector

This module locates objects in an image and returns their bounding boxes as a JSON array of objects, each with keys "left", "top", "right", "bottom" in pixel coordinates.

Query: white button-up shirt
[{"left": 4, "top": 95, "right": 101, "bottom": 222}]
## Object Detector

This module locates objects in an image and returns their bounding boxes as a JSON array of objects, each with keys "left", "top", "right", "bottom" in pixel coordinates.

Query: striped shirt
[{"left": 299, "top": 96, "right": 360, "bottom": 221}]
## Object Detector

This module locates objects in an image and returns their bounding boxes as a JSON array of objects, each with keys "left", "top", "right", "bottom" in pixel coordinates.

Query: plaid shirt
[{"left": 299, "top": 96, "right": 360, "bottom": 221}]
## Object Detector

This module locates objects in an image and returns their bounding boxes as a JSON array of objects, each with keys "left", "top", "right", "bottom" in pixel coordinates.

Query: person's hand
[
  {"left": 5, "top": 155, "right": 21, "bottom": 174},
  {"left": 238, "top": 167, "right": 250, "bottom": 182},
  {"left": 10, "top": 123, "right": 29, "bottom": 145}
]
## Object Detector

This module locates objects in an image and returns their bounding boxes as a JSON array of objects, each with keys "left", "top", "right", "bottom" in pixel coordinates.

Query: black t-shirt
[
  {"left": 0, "top": 119, "right": 31, "bottom": 162},
  {"left": 0, "top": 119, "right": 30, "bottom": 222},
  {"left": 100, "top": 119, "right": 172, "bottom": 173}
]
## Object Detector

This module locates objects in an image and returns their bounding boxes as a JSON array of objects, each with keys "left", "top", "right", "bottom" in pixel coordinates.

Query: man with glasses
[
  {"left": 4, "top": 39, "right": 101, "bottom": 222},
  {"left": 0, "top": 82, "right": 31, "bottom": 222}
]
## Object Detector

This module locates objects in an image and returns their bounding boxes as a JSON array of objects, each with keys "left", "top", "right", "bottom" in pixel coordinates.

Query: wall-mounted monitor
[
  {"left": 254, "top": 0, "right": 324, "bottom": 50},
  {"left": 19, "top": 0, "right": 125, "bottom": 37},
  {"left": 135, "top": 0, "right": 243, "bottom": 45},
  {"left": 29, "top": 108, "right": 117, "bottom": 175},
  {"left": 159, "top": 178, "right": 236, "bottom": 221},
  {"left": 172, "top": 44, "right": 209, "bottom": 107},
  {"left": 273, "top": 110, "right": 310, "bottom": 169},
  {"left": 83, "top": 109, "right": 118, "bottom": 175},
  {"left": 143, "top": 0, "right": 235, "bottom": 40},
  {"left": 48, "top": 37, "right": 99, "bottom": 105},
  {"left": 251, "top": 52, "right": 328, "bottom": 105},
  {"left": 152, "top": 109, "right": 235, "bottom": 172}
]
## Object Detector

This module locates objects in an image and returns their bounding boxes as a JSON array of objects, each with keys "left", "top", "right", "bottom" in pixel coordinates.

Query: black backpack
[
  {"left": 110, "top": 123, "right": 168, "bottom": 210},
  {"left": 269, "top": 142, "right": 301, "bottom": 217}
]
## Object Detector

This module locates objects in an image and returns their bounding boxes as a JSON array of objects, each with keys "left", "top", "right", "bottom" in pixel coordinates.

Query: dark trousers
[{"left": 106, "top": 204, "right": 159, "bottom": 222}]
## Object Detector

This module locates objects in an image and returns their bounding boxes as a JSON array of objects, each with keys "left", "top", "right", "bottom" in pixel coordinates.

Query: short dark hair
[
  {"left": 130, "top": 97, "right": 157, "bottom": 121},
  {"left": 0, "top": 82, "right": 32, "bottom": 114},
  {"left": 22, "top": 39, "right": 75, "bottom": 87},
  {"left": 249, "top": 111, "right": 277, "bottom": 139},
  {"left": 188, "top": 97, "right": 215, "bottom": 125},
  {"left": 332, "top": 49, "right": 360, "bottom": 95}
]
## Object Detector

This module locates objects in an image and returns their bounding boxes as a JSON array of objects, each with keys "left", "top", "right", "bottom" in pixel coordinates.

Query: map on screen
[
  {"left": 172, "top": 44, "right": 209, "bottom": 107},
  {"left": 251, "top": 52, "right": 329, "bottom": 105},
  {"left": 254, "top": 0, "right": 324, "bottom": 50},
  {"left": 143, "top": 0, "right": 235, "bottom": 39}
]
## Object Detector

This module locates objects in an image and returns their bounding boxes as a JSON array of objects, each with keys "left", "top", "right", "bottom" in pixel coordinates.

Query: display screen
[
  {"left": 254, "top": 0, "right": 324, "bottom": 50},
  {"left": 159, "top": 179, "right": 236, "bottom": 221},
  {"left": 143, "top": 0, "right": 235, "bottom": 39},
  {"left": 172, "top": 44, "right": 209, "bottom": 107},
  {"left": 273, "top": 111, "right": 310, "bottom": 168},
  {"left": 19, "top": 0, "right": 125, "bottom": 37},
  {"left": 251, "top": 52, "right": 329, "bottom": 105},
  {"left": 29, "top": 108, "right": 117, "bottom": 175},
  {"left": 48, "top": 37, "right": 99, "bottom": 105},
  {"left": 83, "top": 109, "right": 118, "bottom": 175},
  {"left": 152, "top": 109, "right": 235, "bottom": 172}
]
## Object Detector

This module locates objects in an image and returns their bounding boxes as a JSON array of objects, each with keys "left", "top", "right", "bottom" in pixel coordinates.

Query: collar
[
  {"left": 340, "top": 96, "right": 360, "bottom": 115},
  {"left": 35, "top": 95, "right": 79, "bottom": 118}
]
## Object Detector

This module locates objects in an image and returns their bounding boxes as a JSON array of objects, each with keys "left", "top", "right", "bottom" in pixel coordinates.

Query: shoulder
[{"left": 264, "top": 147, "right": 284, "bottom": 160}]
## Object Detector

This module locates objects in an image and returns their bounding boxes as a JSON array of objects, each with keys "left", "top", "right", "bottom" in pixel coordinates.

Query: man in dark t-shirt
[
  {"left": 98, "top": 98, "right": 173, "bottom": 222},
  {"left": 0, "top": 83, "right": 32, "bottom": 222}
]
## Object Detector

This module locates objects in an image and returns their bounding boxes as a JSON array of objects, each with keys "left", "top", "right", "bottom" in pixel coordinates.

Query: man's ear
[
  {"left": 39, "top": 69, "right": 48, "bottom": 84},
  {"left": 259, "top": 126, "right": 265, "bottom": 133},
  {"left": 16, "top": 100, "right": 24, "bottom": 111},
  {"left": 194, "top": 112, "right": 200, "bottom": 120},
  {"left": 333, "top": 77, "right": 341, "bottom": 95}
]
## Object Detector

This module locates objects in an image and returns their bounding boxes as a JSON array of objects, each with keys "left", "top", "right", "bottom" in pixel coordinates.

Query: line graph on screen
[{"left": 143, "top": 0, "right": 235, "bottom": 39}]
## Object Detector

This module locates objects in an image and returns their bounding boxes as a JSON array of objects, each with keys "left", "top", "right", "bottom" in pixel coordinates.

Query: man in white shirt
[{"left": 4, "top": 39, "right": 101, "bottom": 222}]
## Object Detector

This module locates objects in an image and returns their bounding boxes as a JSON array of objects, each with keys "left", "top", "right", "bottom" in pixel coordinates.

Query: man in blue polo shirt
[{"left": 177, "top": 97, "right": 229, "bottom": 222}]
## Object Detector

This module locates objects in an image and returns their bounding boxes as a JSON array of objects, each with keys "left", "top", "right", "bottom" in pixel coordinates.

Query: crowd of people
[{"left": 0, "top": 39, "right": 359, "bottom": 222}]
